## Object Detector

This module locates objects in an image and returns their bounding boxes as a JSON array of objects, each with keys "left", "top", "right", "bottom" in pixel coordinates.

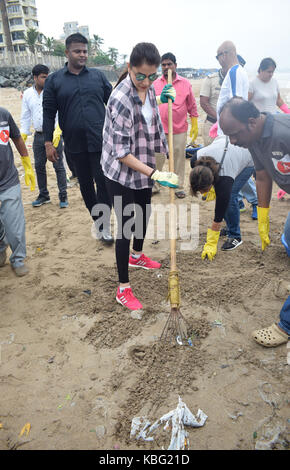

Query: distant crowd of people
[{"left": 0, "top": 33, "right": 289, "bottom": 348}]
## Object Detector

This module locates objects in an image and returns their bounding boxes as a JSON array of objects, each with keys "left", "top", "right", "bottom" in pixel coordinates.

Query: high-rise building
[
  {"left": 0, "top": 0, "right": 39, "bottom": 55},
  {"left": 63, "top": 21, "right": 90, "bottom": 41}
]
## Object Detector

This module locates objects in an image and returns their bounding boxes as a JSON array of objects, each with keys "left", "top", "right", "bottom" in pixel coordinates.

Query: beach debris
[
  {"left": 83, "top": 289, "right": 91, "bottom": 296},
  {"left": 258, "top": 382, "right": 280, "bottom": 409},
  {"left": 130, "top": 396, "right": 207, "bottom": 450},
  {"left": 19, "top": 423, "right": 31, "bottom": 437},
  {"left": 95, "top": 425, "right": 106, "bottom": 438},
  {"left": 255, "top": 425, "right": 287, "bottom": 450},
  {"left": 0, "top": 423, "right": 3, "bottom": 430}
]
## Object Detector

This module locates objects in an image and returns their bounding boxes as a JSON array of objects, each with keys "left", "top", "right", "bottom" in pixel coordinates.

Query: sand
[{"left": 0, "top": 82, "right": 289, "bottom": 451}]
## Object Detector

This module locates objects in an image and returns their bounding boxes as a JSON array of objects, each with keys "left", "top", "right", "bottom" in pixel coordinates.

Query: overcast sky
[{"left": 37, "top": 0, "right": 290, "bottom": 72}]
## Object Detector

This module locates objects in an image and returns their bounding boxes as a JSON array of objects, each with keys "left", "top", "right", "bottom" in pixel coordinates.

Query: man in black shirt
[{"left": 43, "top": 33, "right": 113, "bottom": 244}]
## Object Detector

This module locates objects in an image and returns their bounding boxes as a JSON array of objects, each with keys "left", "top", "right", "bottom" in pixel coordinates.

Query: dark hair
[
  {"left": 189, "top": 156, "right": 220, "bottom": 196},
  {"left": 115, "top": 42, "right": 160, "bottom": 87},
  {"left": 32, "top": 64, "right": 49, "bottom": 77},
  {"left": 220, "top": 97, "right": 260, "bottom": 124},
  {"left": 161, "top": 52, "right": 177, "bottom": 64},
  {"left": 65, "top": 33, "right": 88, "bottom": 49},
  {"left": 258, "top": 57, "right": 276, "bottom": 73}
]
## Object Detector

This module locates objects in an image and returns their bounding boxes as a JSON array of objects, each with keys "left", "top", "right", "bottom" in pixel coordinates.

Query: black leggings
[{"left": 105, "top": 177, "right": 152, "bottom": 284}]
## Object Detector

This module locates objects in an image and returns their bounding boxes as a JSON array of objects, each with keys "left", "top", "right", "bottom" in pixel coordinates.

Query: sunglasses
[
  {"left": 134, "top": 72, "right": 158, "bottom": 82},
  {"left": 216, "top": 50, "right": 229, "bottom": 60}
]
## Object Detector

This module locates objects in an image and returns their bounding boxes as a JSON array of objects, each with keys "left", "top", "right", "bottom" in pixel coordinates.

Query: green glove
[
  {"left": 201, "top": 228, "right": 220, "bottom": 261},
  {"left": 257, "top": 207, "right": 270, "bottom": 251},
  {"left": 201, "top": 186, "right": 216, "bottom": 202},
  {"left": 53, "top": 124, "right": 62, "bottom": 148},
  {"left": 190, "top": 117, "right": 198, "bottom": 142},
  {"left": 21, "top": 133, "right": 28, "bottom": 142},
  {"left": 151, "top": 170, "right": 179, "bottom": 188},
  {"left": 21, "top": 156, "right": 36, "bottom": 191},
  {"left": 156, "top": 84, "right": 176, "bottom": 105}
]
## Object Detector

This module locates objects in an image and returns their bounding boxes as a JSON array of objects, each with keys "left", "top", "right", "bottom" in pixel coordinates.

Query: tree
[
  {"left": 43, "top": 35, "right": 55, "bottom": 54},
  {"left": 92, "top": 52, "right": 114, "bottom": 66},
  {"left": 107, "top": 47, "right": 118, "bottom": 64},
  {"left": 24, "top": 27, "right": 42, "bottom": 54},
  {"left": 92, "top": 34, "right": 104, "bottom": 53},
  {"left": 52, "top": 41, "right": 66, "bottom": 57}
]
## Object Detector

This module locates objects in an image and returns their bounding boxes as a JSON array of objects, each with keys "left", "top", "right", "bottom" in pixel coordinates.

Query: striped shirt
[{"left": 101, "top": 74, "right": 168, "bottom": 190}]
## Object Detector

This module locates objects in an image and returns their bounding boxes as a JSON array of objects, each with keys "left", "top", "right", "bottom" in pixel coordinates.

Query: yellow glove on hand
[
  {"left": 201, "top": 228, "right": 220, "bottom": 261},
  {"left": 257, "top": 207, "right": 270, "bottom": 251},
  {"left": 21, "top": 133, "right": 28, "bottom": 142},
  {"left": 151, "top": 170, "right": 179, "bottom": 188},
  {"left": 202, "top": 186, "right": 216, "bottom": 202},
  {"left": 53, "top": 124, "right": 62, "bottom": 148},
  {"left": 190, "top": 117, "right": 198, "bottom": 142},
  {"left": 21, "top": 156, "right": 36, "bottom": 191}
]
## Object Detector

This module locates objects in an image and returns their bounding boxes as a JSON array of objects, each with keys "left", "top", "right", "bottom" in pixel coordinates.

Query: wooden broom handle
[{"left": 167, "top": 70, "right": 177, "bottom": 272}]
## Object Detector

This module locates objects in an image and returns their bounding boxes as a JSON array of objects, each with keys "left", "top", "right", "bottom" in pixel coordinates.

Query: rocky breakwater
[{"left": 0, "top": 66, "right": 34, "bottom": 90}]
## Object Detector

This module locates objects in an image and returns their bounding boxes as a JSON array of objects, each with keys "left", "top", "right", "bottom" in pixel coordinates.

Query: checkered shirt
[{"left": 101, "top": 74, "right": 168, "bottom": 189}]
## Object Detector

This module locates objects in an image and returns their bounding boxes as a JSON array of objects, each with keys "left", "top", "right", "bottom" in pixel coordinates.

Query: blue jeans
[
  {"left": 33, "top": 132, "right": 67, "bottom": 200},
  {"left": 224, "top": 166, "right": 255, "bottom": 239},
  {"left": 0, "top": 183, "right": 26, "bottom": 267},
  {"left": 278, "top": 296, "right": 290, "bottom": 336},
  {"left": 238, "top": 177, "right": 258, "bottom": 205}
]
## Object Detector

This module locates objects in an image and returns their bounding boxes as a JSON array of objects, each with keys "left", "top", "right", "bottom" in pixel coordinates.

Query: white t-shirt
[
  {"left": 217, "top": 64, "right": 249, "bottom": 135},
  {"left": 249, "top": 77, "right": 280, "bottom": 113},
  {"left": 197, "top": 135, "right": 254, "bottom": 179},
  {"left": 142, "top": 93, "right": 153, "bottom": 126}
]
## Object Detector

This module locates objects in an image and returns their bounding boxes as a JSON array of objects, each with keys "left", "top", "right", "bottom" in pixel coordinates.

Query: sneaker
[
  {"left": 32, "top": 196, "right": 51, "bottom": 207},
  {"left": 0, "top": 246, "right": 7, "bottom": 267},
  {"left": 129, "top": 253, "right": 161, "bottom": 270},
  {"left": 59, "top": 197, "right": 69, "bottom": 209},
  {"left": 12, "top": 264, "right": 29, "bottom": 277},
  {"left": 116, "top": 287, "right": 143, "bottom": 310},
  {"left": 239, "top": 200, "right": 246, "bottom": 213},
  {"left": 101, "top": 227, "right": 114, "bottom": 245},
  {"left": 221, "top": 238, "right": 243, "bottom": 251},
  {"left": 252, "top": 205, "right": 257, "bottom": 220}
]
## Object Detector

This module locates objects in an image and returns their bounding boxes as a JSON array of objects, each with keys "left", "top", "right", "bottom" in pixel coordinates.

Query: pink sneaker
[
  {"left": 116, "top": 287, "right": 143, "bottom": 310},
  {"left": 129, "top": 254, "right": 161, "bottom": 270}
]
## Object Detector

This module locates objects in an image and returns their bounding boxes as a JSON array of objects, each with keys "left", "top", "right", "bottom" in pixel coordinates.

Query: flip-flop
[
  {"left": 175, "top": 191, "right": 186, "bottom": 199},
  {"left": 252, "top": 323, "right": 288, "bottom": 347}
]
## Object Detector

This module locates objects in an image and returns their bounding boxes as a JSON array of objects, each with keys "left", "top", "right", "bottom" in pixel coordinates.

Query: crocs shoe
[
  {"left": 116, "top": 287, "right": 143, "bottom": 310},
  {"left": 129, "top": 254, "right": 161, "bottom": 270},
  {"left": 252, "top": 323, "right": 289, "bottom": 348}
]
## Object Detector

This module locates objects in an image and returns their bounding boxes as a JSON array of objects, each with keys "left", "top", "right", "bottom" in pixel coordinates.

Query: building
[
  {"left": 63, "top": 21, "right": 90, "bottom": 41},
  {"left": 0, "top": 0, "right": 39, "bottom": 55}
]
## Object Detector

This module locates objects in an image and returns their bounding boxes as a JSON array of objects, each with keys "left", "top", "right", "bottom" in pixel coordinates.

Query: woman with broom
[{"left": 101, "top": 42, "right": 178, "bottom": 311}]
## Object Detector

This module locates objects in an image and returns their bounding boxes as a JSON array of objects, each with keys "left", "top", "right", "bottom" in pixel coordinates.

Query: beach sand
[{"left": 0, "top": 82, "right": 289, "bottom": 450}]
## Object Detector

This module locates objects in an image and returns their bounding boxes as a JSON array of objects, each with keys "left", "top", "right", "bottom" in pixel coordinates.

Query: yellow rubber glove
[
  {"left": 189, "top": 117, "right": 198, "bottom": 142},
  {"left": 257, "top": 207, "right": 270, "bottom": 251},
  {"left": 53, "top": 124, "right": 62, "bottom": 148},
  {"left": 21, "top": 156, "right": 36, "bottom": 191},
  {"left": 201, "top": 186, "right": 216, "bottom": 202},
  {"left": 201, "top": 228, "right": 220, "bottom": 261},
  {"left": 21, "top": 133, "right": 28, "bottom": 142}
]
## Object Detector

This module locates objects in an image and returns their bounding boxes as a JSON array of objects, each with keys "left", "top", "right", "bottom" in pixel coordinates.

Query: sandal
[
  {"left": 175, "top": 191, "right": 186, "bottom": 199},
  {"left": 252, "top": 323, "right": 288, "bottom": 348}
]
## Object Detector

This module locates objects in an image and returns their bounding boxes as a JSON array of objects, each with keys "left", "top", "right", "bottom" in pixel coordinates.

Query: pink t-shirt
[{"left": 153, "top": 74, "right": 198, "bottom": 134}]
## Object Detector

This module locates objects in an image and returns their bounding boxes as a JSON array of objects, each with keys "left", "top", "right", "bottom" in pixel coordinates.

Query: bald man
[{"left": 216, "top": 41, "right": 249, "bottom": 135}]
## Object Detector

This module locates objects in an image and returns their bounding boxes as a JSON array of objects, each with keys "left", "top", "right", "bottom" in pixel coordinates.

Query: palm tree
[
  {"left": 107, "top": 47, "right": 118, "bottom": 64},
  {"left": 92, "top": 34, "right": 104, "bottom": 53},
  {"left": 43, "top": 35, "right": 55, "bottom": 54},
  {"left": 24, "top": 27, "right": 41, "bottom": 54}
]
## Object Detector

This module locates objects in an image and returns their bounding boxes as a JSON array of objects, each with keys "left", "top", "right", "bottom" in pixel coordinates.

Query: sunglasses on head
[{"left": 134, "top": 72, "right": 158, "bottom": 82}]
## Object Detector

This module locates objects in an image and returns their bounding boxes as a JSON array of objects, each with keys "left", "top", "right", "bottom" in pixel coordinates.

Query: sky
[{"left": 37, "top": 0, "right": 290, "bottom": 73}]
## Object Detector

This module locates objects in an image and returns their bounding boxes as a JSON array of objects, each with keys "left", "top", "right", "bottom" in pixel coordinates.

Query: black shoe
[
  {"left": 220, "top": 228, "right": 228, "bottom": 237},
  {"left": 32, "top": 196, "right": 51, "bottom": 207},
  {"left": 221, "top": 238, "right": 243, "bottom": 251}
]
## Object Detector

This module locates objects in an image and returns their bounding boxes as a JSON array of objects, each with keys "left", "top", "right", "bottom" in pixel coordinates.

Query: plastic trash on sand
[{"left": 130, "top": 396, "right": 207, "bottom": 450}]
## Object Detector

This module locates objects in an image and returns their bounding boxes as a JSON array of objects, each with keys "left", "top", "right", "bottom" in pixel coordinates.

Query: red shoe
[
  {"left": 129, "top": 254, "right": 161, "bottom": 270},
  {"left": 116, "top": 287, "right": 143, "bottom": 310}
]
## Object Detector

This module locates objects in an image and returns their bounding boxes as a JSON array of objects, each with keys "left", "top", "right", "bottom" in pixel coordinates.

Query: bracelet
[{"left": 150, "top": 169, "right": 156, "bottom": 177}]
